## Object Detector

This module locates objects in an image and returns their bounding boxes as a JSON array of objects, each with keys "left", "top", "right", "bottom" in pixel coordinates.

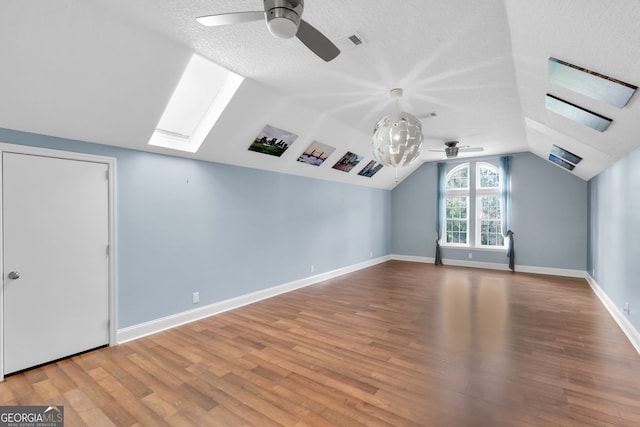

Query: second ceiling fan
[
  {"left": 429, "top": 141, "right": 484, "bottom": 158},
  {"left": 197, "top": 0, "right": 340, "bottom": 62}
]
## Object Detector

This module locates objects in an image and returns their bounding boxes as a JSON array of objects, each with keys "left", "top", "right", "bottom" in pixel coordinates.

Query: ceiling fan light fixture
[
  {"left": 445, "top": 141, "right": 459, "bottom": 158},
  {"left": 372, "top": 88, "right": 423, "bottom": 168},
  {"left": 197, "top": 0, "right": 338, "bottom": 61},
  {"left": 445, "top": 146, "right": 459, "bottom": 158},
  {"left": 265, "top": 0, "right": 302, "bottom": 39}
]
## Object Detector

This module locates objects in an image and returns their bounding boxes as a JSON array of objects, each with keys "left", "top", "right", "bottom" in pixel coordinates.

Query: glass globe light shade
[
  {"left": 267, "top": 14, "right": 299, "bottom": 39},
  {"left": 372, "top": 112, "right": 424, "bottom": 167}
]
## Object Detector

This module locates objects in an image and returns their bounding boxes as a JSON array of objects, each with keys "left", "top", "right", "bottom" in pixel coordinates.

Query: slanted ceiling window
[
  {"left": 545, "top": 94, "right": 612, "bottom": 132},
  {"left": 548, "top": 57, "right": 637, "bottom": 108},
  {"left": 149, "top": 54, "right": 244, "bottom": 153},
  {"left": 548, "top": 144, "right": 582, "bottom": 172},
  {"left": 546, "top": 57, "right": 637, "bottom": 132}
]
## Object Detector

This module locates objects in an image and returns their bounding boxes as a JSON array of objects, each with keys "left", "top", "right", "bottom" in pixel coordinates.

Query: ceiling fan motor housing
[
  {"left": 264, "top": 0, "right": 303, "bottom": 39},
  {"left": 445, "top": 141, "right": 459, "bottom": 158}
]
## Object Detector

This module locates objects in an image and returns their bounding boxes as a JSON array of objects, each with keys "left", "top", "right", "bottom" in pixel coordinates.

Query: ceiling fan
[
  {"left": 196, "top": 0, "right": 340, "bottom": 62},
  {"left": 429, "top": 141, "right": 484, "bottom": 158}
]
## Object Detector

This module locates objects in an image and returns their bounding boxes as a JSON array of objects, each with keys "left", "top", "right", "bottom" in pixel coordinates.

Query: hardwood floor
[{"left": 2, "top": 261, "right": 640, "bottom": 426}]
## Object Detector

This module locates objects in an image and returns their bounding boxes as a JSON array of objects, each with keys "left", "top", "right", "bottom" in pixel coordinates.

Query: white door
[{"left": 3, "top": 152, "right": 110, "bottom": 374}]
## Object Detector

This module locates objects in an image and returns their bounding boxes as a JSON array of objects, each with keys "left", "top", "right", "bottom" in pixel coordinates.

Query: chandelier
[{"left": 372, "top": 88, "right": 424, "bottom": 174}]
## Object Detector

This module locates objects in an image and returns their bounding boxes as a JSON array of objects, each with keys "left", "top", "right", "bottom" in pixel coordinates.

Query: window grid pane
[
  {"left": 479, "top": 196, "right": 503, "bottom": 246},
  {"left": 446, "top": 166, "right": 469, "bottom": 189},
  {"left": 445, "top": 196, "right": 468, "bottom": 244},
  {"left": 478, "top": 165, "right": 499, "bottom": 188}
]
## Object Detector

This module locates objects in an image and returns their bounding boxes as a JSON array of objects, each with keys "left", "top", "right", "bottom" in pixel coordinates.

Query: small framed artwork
[
  {"left": 358, "top": 160, "right": 384, "bottom": 178},
  {"left": 248, "top": 124, "right": 298, "bottom": 157},
  {"left": 332, "top": 151, "right": 363, "bottom": 173},
  {"left": 297, "top": 141, "right": 336, "bottom": 166}
]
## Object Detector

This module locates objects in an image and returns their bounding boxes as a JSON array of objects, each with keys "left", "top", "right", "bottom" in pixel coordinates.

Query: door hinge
[
  {"left": 106, "top": 244, "right": 110, "bottom": 256},
  {"left": 106, "top": 170, "right": 110, "bottom": 181}
]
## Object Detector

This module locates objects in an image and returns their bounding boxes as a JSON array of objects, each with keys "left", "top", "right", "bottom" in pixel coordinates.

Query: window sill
[{"left": 440, "top": 244, "right": 507, "bottom": 253}]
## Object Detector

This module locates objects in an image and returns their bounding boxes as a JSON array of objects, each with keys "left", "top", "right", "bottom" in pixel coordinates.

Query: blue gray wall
[
  {"left": 588, "top": 146, "right": 640, "bottom": 331},
  {"left": 391, "top": 152, "right": 588, "bottom": 270},
  {"left": 0, "top": 128, "right": 391, "bottom": 328}
]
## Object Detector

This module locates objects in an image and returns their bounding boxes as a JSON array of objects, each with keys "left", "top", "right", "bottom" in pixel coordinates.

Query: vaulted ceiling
[{"left": 1, "top": 0, "right": 639, "bottom": 189}]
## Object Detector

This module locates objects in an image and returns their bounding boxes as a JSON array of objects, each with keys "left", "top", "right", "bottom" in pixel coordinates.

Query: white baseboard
[
  {"left": 390, "top": 254, "right": 586, "bottom": 278},
  {"left": 510, "top": 264, "right": 587, "bottom": 278},
  {"left": 391, "top": 254, "right": 436, "bottom": 264},
  {"left": 117, "top": 255, "right": 391, "bottom": 344},
  {"left": 586, "top": 275, "right": 640, "bottom": 355}
]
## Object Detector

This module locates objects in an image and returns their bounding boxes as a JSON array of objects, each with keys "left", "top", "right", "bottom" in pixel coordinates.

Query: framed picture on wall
[
  {"left": 248, "top": 124, "right": 298, "bottom": 157},
  {"left": 297, "top": 140, "right": 336, "bottom": 166},
  {"left": 332, "top": 151, "right": 363, "bottom": 173},
  {"left": 357, "top": 160, "right": 384, "bottom": 178}
]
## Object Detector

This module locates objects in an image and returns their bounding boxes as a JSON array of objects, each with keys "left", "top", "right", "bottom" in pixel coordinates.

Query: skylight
[
  {"left": 149, "top": 54, "right": 244, "bottom": 153},
  {"left": 548, "top": 144, "right": 582, "bottom": 172},
  {"left": 548, "top": 57, "right": 637, "bottom": 108},
  {"left": 545, "top": 94, "right": 612, "bottom": 132}
]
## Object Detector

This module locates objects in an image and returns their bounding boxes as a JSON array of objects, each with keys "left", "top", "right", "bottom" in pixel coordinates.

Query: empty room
[{"left": 1, "top": 0, "right": 640, "bottom": 425}]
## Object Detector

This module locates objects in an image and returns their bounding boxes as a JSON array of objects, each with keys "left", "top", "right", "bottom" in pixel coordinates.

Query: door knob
[{"left": 8, "top": 271, "right": 20, "bottom": 280}]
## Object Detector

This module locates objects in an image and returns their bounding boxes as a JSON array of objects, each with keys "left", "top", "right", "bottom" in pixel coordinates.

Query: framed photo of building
[
  {"left": 248, "top": 124, "right": 298, "bottom": 157},
  {"left": 332, "top": 151, "right": 363, "bottom": 173},
  {"left": 297, "top": 141, "right": 335, "bottom": 166},
  {"left": 358, "top": 160, "right": 384, "bottom": 178}
]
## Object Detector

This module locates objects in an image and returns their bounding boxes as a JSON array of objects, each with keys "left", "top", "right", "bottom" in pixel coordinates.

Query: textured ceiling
[{"left": 1, "top": 0, "right": 639, "bottom": 188}]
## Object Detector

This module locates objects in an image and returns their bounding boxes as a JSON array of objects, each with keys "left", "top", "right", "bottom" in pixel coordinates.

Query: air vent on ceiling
[
  {"left": 348, "top": 34, "right": 363, "bottom": 46},
  {"left": 334, "top": 32, "right": 366, "bottom": 52}
]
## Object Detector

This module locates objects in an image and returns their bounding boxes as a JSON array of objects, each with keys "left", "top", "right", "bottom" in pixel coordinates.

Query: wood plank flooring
[{"left": 2, "top": 261, "right": 640, "bottom": 426}]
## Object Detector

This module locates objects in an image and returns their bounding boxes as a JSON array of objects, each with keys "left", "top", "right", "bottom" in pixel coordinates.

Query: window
[
  {"left": 444, "top": 164, "right": 469, "bottom": 245},
  {"left": 476, "top": 163, "right": 504, "bottom": 247},
  {"left": 445, "top": 196, "right": 468, "bottom": 244},
  {"left": 443, "top": 162, "right": 505, "bottom": 248},
  {"left": 148, "top": 54, "right": 244, "bottom": 153}
]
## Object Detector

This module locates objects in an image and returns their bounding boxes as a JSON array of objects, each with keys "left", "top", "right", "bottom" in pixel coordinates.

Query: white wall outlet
[
  {"left": 310, "top": 264, "right": 314, "bottom": 273},
  {"left": 623, "top": 302, "right": 630, "bottom": 314},
  {"left": 370, "top": 251, "right": 373, "bottom": 257},
  {"left": 468, "top": 253, "right": 473, "bottom": 259},
  {"left": 192, "top": 292, "right": 200, "bottom": 304}
]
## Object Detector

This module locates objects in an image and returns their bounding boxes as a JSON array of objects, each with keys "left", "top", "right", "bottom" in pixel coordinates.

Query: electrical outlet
[
  {"left": 310, "top": 264, "right": 314, "bottom": 273},
  {"left": 623, "top": 302, "right": 630, "bottom": 314},
  {"left": 192, "top": 292, "right": 199, "bottom": 304},
  {"left": 370, "top": 251, "right": 373, "bottom": 257},
  {"left": 468, "top": 253, "right": 473, "bottom": 260}
]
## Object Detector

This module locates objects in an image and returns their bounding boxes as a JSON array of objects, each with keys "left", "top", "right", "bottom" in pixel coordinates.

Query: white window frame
[
  {"left": 444, "top": 163, "right": 470, "bottom": 247},
  {"left": 441, "top": 161, "right": 506, "bottom": 250},
  {"left": 475, "top": 162, "right": 505, "bottom": 249}
]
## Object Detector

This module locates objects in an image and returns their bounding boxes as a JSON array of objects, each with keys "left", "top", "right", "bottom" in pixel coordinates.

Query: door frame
[{"left": 0, "top": 143, "right": 117, "bottom": 381}]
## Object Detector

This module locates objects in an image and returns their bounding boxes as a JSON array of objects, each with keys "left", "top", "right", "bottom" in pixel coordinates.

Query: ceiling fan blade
[
  {"left": 459, "top": 147, "right": 484, "bottom": 152},
  {"left": 296, "top": 19, "right": 340, "bottom": 61},
  {"left": 197, "top": 11, "right": 264, "bottom": 27}
]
